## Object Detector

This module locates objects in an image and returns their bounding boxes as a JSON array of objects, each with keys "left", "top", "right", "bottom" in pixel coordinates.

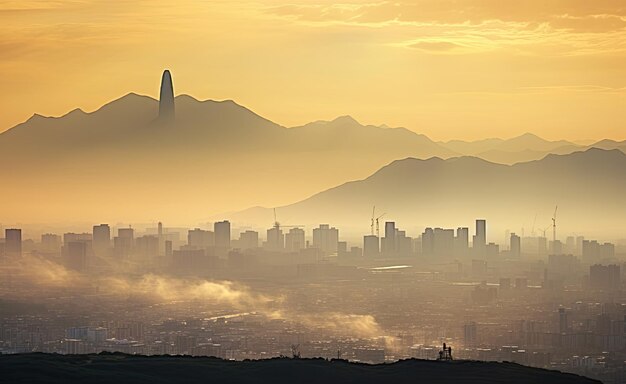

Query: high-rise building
[
  {"left": 214, "top": 221, "right": 231, "bottom": 249},
  {"left": 575, "top": 236, "right": 584, "bottom": 256},
  {"left": 381, "top": 222, "right": 397, "bottom": 257},
  {"left": 565, "top": 236, "right": 576, "bottom": 254},
  {"left": 485, "top": 242, "right": 499, "bottom": 258},
  {"left": 93, "top": 224, "right": 111, "bottom": 253},
  {"left": 510, "top": 233, "right": 521, "bottom": 258},
  {"left": 118, "top": 228, "right": 134, "bottom": 241},
  {"left": 265, "top": 226, "right": 284, "bottom": 251},
  {"left": 66, "top": 241, "right": 87, "bottom": 271},
  {"left": 5, "top": 228, "right": 22, "bottom": 257},
  {"left": 157, "top": 222, "right": 164, "bottom": 256},
  {"left": 238, "top": 231, "right": 259, "bottom": 250},
  {"left": 63, "top": 233, "right": 92, "bottom": 247},
  {"left": 421, "top": 228, "right": 434, "bottom": 256},
  {"left": 165, "top": 240, "right": 173, "bottom": 258},
  {"left": 396, "top": 230, "right": 413, "bottom": 257},
  {"left": 285, "top": 228, "right": 305, "bottom": 252},
  {"left": 41, "top": 233, "right": 61, "bottom": 253},
  {"left": 589, "top": 264, "right": 621, "bottom": 291},
  {"left": 473, "top": 219, "right": 486, "bottom": 255},
  {"left": 136, "top": 235, "right": 159, "bottom": 259},
  {"left": 312, "top": 224, "right": 339, "bottom": 255},
  {"left": 538, "top": 236, "right": 548, "bottom": 256},
  {"left": 159, "top": 70, "right": 175, "bottom": 121},
  {"left": 433, "top": 228, "right": 454, "bottom": 257},
  {"left": 363, "top": 235, "right": 379, "bottom": 257},
  {"left": 188, "top": 228, "right": 214, "bottom": 249},
  {"left": 114, "top": 227, "right": 134, "bottom": 258},
  {"left": 550, "top": 240, "right": 563, "bottom": 255},
  {"left": 454, "top": 227, "right": 469, "bottom": 257}
]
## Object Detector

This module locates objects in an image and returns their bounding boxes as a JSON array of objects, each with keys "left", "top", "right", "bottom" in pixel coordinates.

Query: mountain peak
[
  {"left": 175, "top": 94, "right": 199, "bottom": 102},
  {"left": 331, "top": 115, "right": 360, "bottom": 125},
  {"left": 28, "top": 113, "right": 47, "bottom": 121},
  {"left": 518, "top": 132, "right": 541, "bottom": 139}
]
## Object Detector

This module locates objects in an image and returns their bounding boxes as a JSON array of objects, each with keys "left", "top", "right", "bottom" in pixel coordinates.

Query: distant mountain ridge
[
  {"left": 229, "top": 148, "right": 626, "bottom": 238},
  {"left": 437, "top": 133, "right": 584, "bottom": 164},
  {"left": 1, "top": 92, "right": 622, "bottom": 224},
  {"left": 0, "top": 93, "right": 457, "bottom": 222}
]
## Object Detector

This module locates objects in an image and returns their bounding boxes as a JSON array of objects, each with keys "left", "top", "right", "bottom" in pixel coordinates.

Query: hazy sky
[{"left": 1, "top": 0, "right": 625, "bottom": 141}]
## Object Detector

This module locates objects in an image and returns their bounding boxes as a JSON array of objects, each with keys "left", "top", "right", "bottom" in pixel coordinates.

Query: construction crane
[
  {"left": 552, "top": 205, "right": 558, "bottom": 245},
  {"left": 375, "top": 213, "right": 386, "bottom": 238},
  {"left": 540, "top": 226, "right": 550, "bottom": 238},
  {"left": 273, "top": 208, "right": 303, "bottom": 232},
  {"left": 531, "top": 213, "right": 537, "bottom": 237},
  {"left": 370, "top": 206, "right": 376, "bottom": 236}
]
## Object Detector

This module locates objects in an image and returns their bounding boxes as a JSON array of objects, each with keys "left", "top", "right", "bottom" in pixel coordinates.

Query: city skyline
[{"left": 2, "top": 210, "right": 625, "bottom": 383}]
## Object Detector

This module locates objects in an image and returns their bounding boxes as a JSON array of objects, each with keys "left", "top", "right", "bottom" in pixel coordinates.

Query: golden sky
[{"left": 1, "top": 0, "right": 625, "bottom": 141}]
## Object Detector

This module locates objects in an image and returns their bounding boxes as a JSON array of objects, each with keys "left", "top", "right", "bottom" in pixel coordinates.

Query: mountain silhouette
[
  {"left": 1, "top": 92, "right": 622, "bottom": 225},
  {"left": 0, "top": 93, "right": 455, "bottom": 222},
  {"left": 229, "top": 148, "right": 626, "bottom": 239},
  {"left": 438, "top": 133, "right": 582, "bottom": 164}
]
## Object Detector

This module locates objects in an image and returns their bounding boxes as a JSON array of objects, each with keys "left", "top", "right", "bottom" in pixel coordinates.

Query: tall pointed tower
[{"left": 159, "top": 70, "right": 175, "bottom": 122}]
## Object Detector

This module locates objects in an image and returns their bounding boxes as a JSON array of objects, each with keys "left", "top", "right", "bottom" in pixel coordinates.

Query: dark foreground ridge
[{"left": 0, "top": 353, "right": 600, "bottom": 384}]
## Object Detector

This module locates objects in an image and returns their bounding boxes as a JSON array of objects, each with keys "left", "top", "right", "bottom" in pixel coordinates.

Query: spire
[{"left": 159, "top": 70, "right": 175, "bottom": 122}]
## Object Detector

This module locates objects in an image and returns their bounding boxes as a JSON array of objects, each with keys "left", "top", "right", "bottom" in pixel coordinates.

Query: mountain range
[
  {"left": 229, "top": 148, "right": 626, "bottom": 240},
  {"left": 0, "top": 92, "right": 622, "bottom": 225}
]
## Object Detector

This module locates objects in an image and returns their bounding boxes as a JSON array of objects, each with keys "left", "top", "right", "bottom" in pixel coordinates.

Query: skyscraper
[
  {"left": 157, "top": 221, "right": 164, "bottom": 256},
  {"left": 265, "top": 226, "right": 284, "bottom": 251},
  {"left": 433, "top": 228, "right": 454, "bottom": 257},
  {"left": 510, "top": 232, "right": 521, "bottom": 258},
  {"left": 114, "top": 227, "right": 134, "bottom": 258},
  {"left": 188, "top": 228, "right": 214, "bottom": 249},
  {"left": 5, "top": 228, "right": 22, "bottom": 257},
  {"left": 363, "top": 235, "right": 379, "bottom": 257},
  {"left": 285, "top": 228, "right": 305, "bottom": 251},
  {"left": 454, "top": 227, "right": 469, "bottom": 257},
  {"left": 159, "top": 70, "right": 175, "bottom": 121},
  {"left": 41, "top": 234, "right": 61, "bottom": 253},
  {"left": 473, "top": 219, "right": 486, "bottom": 257},
  {"left": 239, "top": 230, "right": 259, "bottom": 250},
  {"left": 93, "top": 224, "right": 111, "bottom": 253},
  {"left": 214, "top": 221, "right": 231, "bottom": 248},
  {"left": 312, "top": 224, "right": 339, "bottom": 255},
  {"left": 66, "top": 241, "right": 87, "bottom": 271},
  {"left": 382, "top": 222, "right": 396, "bottom": 257},
  {"left": 421, "top": 228, "right": 434, "bottom": 256}
]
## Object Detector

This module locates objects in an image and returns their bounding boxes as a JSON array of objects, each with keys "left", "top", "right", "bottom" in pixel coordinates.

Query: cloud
[
  {"left": 269, "top": 310, "right": 384, "bottom": 338},
  {"left": 410, "top": 41, "right": 464, "bottom": 52},
  {"left": 101, "top": 274, "right": 275, "bottom": 308},
  {"left": 264, "top": 1, "right": 626, "bottom": 56},
  {"left": 549, "top": 14, "right": 626, "bottom": 33},
  {"left": 266, "top": 1, "right": 626, "bottom": 26}
]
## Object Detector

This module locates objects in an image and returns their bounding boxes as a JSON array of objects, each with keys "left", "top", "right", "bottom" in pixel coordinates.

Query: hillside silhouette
[{"left": 0, "top": 353, "right": 600, "bottom": 384}]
